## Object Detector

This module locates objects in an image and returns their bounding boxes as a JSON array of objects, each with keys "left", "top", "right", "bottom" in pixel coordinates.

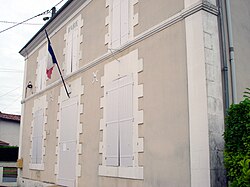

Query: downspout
[
  {"left": 218, "top": 0, "right": 230, "bottom": 110},
  {"left": 225, "top": 0, "right": 237, "bottom": 103}
]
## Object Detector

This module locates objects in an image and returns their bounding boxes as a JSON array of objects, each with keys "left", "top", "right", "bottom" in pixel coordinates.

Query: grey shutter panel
[
  {"left": 37, "top": 61, "right": 42, "bottom": 91},
  {"left": 111, "top": 0, "right": 121, "bottom": 48},
  {"left": 66, "top": 31, "right": 73, "bottom": 74},
  {"left": 72, "top": 27, "right": 79, "bottom": 72},
  {"left": 119, "top": 75, "right": 134, "bottom": 167},
  {"left": 31, "top": 109, "right": 44, "bottom": 164},
  {"left": 31, "top": 110, "right": 38, "bottom": 163},
  {"left": 120, "top": 0, "right": 129, "bottom": 45},
  {"left": 41, "top": 56, "right": 47, "bottom": 88},
  {"left": 106, "top": 80, "right": 119, "bottom": 166},
  {"left": 58, "top": 98, "right": 78, "bottom": 186}
]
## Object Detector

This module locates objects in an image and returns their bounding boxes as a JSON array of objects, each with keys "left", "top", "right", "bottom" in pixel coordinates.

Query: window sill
[
  {"left": 29, "top": 163, "right": 44, "bottom": 171},
  {"left": 98, "top": 165, "right": 143, "bottom": 179}
]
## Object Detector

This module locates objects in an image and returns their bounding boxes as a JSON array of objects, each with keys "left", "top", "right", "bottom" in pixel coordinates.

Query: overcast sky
[{"left": 0, "top": 0, "right": 66, "bottom": 114}]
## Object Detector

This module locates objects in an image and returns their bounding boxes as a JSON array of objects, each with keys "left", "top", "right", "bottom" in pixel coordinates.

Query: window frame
[
  {"left": 64, "top": 15, "right": 83, "bottom": 75},
  {"left": 99, "top": 50, "right": 144, "bottom": 180},
  {"left": 105, "top": 74, "right": 134, "bottom": 167},
  {"left": 110, "top": 0, "right": 131, "bottom": 48},
  {"left": 29, "top": 95, "right": 47, "bottom": 171}
]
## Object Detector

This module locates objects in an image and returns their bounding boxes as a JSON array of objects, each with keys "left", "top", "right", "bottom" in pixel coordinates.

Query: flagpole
[
  {"left": 45, "top": 30, "right": 70, "bottom": 98},
  {"left": 55, "top": 62, "right": 70, "bottom": 98}
]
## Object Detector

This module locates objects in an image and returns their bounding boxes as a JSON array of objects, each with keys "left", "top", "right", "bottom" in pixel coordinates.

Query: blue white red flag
[
  {"left": 45, "top": 30, "right": 57, "bottom": 79},
  {"left": 44, "top": 30, "right": 70, "bottom": 98}
]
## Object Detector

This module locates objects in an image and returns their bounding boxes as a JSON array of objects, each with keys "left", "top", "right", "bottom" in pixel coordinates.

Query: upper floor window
[
  {"left": 36, "top": 46, "right": 47, "bottom": 91},
  {"left": 64, "top": 15, "right": 83, "bottom": 75},
  {"left": 111, "top": 0, "right": 130, "bottom": 48}
]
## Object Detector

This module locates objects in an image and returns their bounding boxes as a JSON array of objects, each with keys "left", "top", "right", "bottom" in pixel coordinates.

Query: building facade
[{"left": 18, "top": 0, "right": 250, "bottom": 186}]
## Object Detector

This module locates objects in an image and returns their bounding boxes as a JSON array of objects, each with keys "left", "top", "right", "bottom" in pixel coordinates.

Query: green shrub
[{"left": 224, "top": 98, "right": 250, "bottom": 187}]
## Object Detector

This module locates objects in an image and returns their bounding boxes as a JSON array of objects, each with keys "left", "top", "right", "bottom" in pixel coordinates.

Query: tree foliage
[{"left": 224, "top": 98, "right": 250, "bottom": 187}]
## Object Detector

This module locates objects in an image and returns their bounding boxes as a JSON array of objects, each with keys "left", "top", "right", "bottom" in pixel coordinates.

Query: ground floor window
[{"left": 105, "top": 74, "right": 134, "bottom": 167}]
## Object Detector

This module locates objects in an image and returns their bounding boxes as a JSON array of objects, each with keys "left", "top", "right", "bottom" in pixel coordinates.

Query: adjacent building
[
  {"left": 0, "top": 112, "right": 20, "bottom": 146},
  {"left": 18, "top": 0, "right": 250, "bottom": 186}
]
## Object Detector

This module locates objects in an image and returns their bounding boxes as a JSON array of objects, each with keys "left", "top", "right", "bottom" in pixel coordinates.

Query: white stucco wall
[{"left": 0, "top": 120, "right": 20, "bottom": 146}]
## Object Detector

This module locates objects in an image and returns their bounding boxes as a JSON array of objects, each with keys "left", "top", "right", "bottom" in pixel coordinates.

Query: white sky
[{"left": 0, "top": 0, "right": 66, "bottom": 114}]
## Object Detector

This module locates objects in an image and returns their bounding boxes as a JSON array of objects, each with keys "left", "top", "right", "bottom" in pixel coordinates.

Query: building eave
[
  {"left": 0, "top": 112, "right": 21, "bottom": 122},
  {"left": 19, "top": 0, "right": 87, "bottom": 57}
]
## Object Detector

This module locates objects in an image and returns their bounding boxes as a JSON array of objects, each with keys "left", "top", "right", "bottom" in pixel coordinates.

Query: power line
[
  {"left": 0, "top": 86, "right": 21, "bottom": 98},
  {"left": 0, "top": 0, "right": 67, "bottom": 34},
  {"left": 1, "top": 95, "right": 22, "bottom": 112},
  {"left": 0, "top": 20, "right": 43, "bottom": 26},
  {"left": 54, "top": 0, "right": 66, "bottom": 7},
  {"left": 0, "top": 68, "right": 23, "bottom": 72},
  {"left": 0, "top": 68, "right": 23, "bottom": 71},
  {"left": 0, "top": 10, "right": 50, "bottom": 34},
  {"left": 0, "top": 71, "right": 23, "bottom": 73}
]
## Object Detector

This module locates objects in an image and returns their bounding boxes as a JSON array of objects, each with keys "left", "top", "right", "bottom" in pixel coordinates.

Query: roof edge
[{"left": 19, "top": 0, "right": 75, "bottom": 57}]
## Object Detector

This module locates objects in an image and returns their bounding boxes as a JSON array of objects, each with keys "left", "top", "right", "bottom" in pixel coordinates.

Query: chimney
[{"left": 51, "top": 7, "right": 56, "bottom": 17}]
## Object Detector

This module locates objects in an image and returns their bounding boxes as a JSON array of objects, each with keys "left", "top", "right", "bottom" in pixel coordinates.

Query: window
[
  {"left": 2, "top": 167, "right": 17, "bottom": 182},
  {"left": 99, "top": 50, "right": 144, "bottom": 179},
  {"left": 30, "top": 95, "right": 47, "bottom": 170},
  {"left": 105, "top": 74, "right": 134, "bottom": 167},
  {"left": 36, "top": 47, "right": 47, "bottom": 91},
  {"left": 31, "top": 109, "right": 44, "bottom": 166},
  {"left": 65, "top": 17, "right": 81, "bottom": 75},
  {"left": 111, "top": 0, "right": 130, "bottom": 48}
]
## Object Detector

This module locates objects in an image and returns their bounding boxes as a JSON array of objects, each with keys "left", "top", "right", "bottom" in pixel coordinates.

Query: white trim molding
[
  {"left": 98, "top": 49, "right": 144, "bottom": 179},
  {"left": 185, "top": 9, "right": 221, "bottom": 187},
  {"left": 185, "top": 1, "right": 225, "bottom": 186}
]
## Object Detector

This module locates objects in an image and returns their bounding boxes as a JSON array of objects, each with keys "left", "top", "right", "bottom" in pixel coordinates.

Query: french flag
[{"left": 45, "top": 30, "right": 57, "bottom": 79}]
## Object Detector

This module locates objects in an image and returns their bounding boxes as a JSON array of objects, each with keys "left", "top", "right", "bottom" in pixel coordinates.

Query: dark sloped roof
[
  {"left": 0, "top": 140, "right": 9, "bottom": 146},
  {"left": 0, "top": 112, "right": 20, "bottom": 122}
]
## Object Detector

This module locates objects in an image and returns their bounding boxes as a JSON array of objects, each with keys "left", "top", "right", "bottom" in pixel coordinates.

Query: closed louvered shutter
[
  {"left": 120, "top": 0, "right": 129, "bottom": 45},
  {"left": 31, "top": 109, "right": 44, "bottom": 164},
  {"left": 106, "top": 80, "right": 119, "bottom": 166},
  {"left": 111, "top": 0, "right": 121, "bottom": 48},
  {"left": 119, "top": 75, "right": 133, "bottom": 167},
  {"left": 105, "top": 74, "right": 134, "bottom": 167}
]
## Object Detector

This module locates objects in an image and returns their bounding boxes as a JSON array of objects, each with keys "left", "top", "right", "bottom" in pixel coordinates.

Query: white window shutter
[
  {"left": 106, "top": 80, "right": 119, "bottom": 166},
  {"left": 120, "top": 0, "right": 129, "bottom": 45},
  {"left": 60, "top": 99, "right": 78, "bottom": 143},
  {"left": 111, "top": 0, "right": 121, "bottom": 48},
  {"left": 31, "top": 109, "right": 44, "bottom": 164},
  {"left": 31, "top": 109, "right": 38, "bottom": 163},
  {"left": 72, "top": 28, "right": 79, "bottom": 72},
  {"left": 37, "top": 62, "right": 42, "bottom": 91},
  {"left": 118, "top": 75, "right": 133, "bottom": 167},
  {"left": 59, "top": 98, "right": 78, "bottom": 180},
  {"left": 66, "top": 32, "right": 73, "bottom": 74},
  {"left": 41, "top": 56, "right": 47, "bottom": 88}
]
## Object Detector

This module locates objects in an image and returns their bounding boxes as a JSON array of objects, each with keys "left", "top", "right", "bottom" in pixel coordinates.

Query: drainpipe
[
  {"left": 218, "top": 0, "right": 230, "bottom": 110},
  {"left": 225, "top": 0, "right": 237, "bottom": 104}
]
